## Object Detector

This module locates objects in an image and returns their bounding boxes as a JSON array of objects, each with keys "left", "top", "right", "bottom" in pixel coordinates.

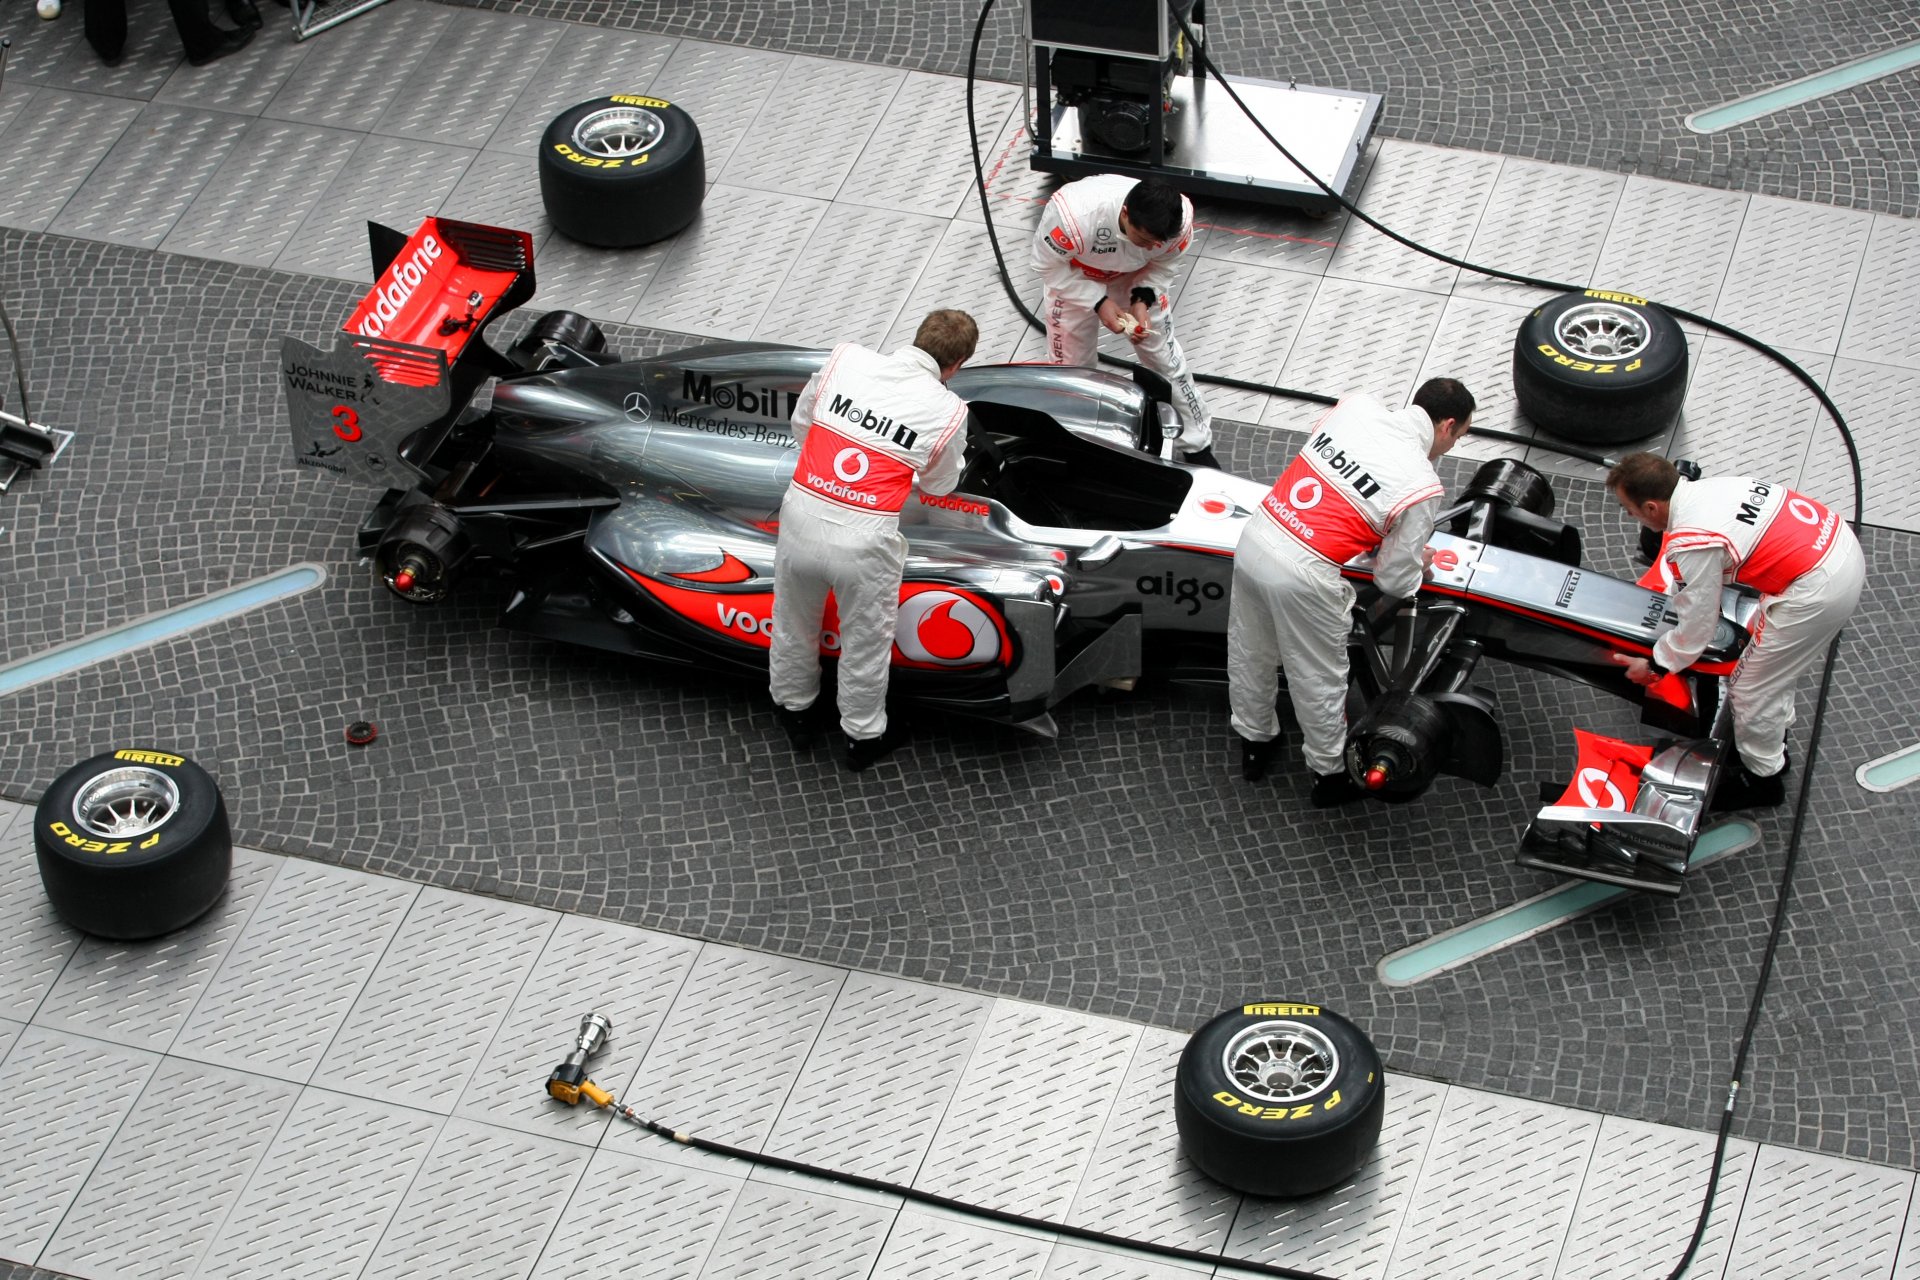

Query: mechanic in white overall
[
  {"left": 1031, "top": 174, "right": 1216, "bottom": 469},
  {"left": 1607, "top": 452, "right": 1865, "bottom": 811},
  {"left": 769, "top": 310, "right": 977, "bottom": 770},
  {"left": 1227, "top": 380, "right": 1476, "bottom": 804}
]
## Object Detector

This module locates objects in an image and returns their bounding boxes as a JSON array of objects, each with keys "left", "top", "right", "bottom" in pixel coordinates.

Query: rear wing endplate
[{"left": 281, "top": 217, "right": 535, "bottom": 488}]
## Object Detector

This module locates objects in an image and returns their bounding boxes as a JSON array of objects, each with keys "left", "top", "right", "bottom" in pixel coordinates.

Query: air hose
[{"left": 960, "top": 5, "right": 1866, "bottom": 1279}]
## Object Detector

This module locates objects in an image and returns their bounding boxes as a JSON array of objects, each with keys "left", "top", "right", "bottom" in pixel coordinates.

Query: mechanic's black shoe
[
  {"left": 775, "top": 703, "right": 822, "bottom": 751},
  {"left": 1238, "top": 734, "right": 1280, "bottom": 782},
  {"left": 186, "top": 25, "right": 253, "bottom": 65},
  {"left": 224, "top": 0, "right": 264, "bottom": 28},
  {"left": 844, "top": 722, "right": 912, "bottom": 771},
  {"left": 1310, "top": 768, "right": 1368, "bottom": 808},
  {"left": 1180, "top": 446, "right": 1220, "bottom": 470},
  {"left": 1711, "top": 754, "right": 1789, "bottom": 813}
]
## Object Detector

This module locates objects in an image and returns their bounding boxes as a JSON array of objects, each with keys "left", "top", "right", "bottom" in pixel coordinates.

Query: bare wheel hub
[
  {"left": 1552, "top": 301, "right": 1652, "bottom": 361},
  {"left": 570, "top": 107, "right": 666, "bottom": 160},
  {"left": 71, "top": 767, "right": 180, "bottom": 839},
  {"left": 1222, "top": 1020, "right": 1339, "bottom": 1104}
]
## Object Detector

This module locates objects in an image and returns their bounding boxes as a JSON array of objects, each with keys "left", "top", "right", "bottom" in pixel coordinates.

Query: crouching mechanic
[
  {"left": 1031, "top": 174, "right": 1216, "bottom": 469},
  {"left": 1607, "top": 452, "right": 1864, "bottom": 811},
  {"left": 769, "top": 310, "right": 978, "bottom": 771},
  {"left": 1228, "top": 379, "right": 1476, "bottom": 804}
]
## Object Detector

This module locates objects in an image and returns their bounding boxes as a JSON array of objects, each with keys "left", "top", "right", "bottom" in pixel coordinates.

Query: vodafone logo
[
  {"left": 1576, "top": 767, "right": 1626, "bottom": 810},
  {"left": 834, "top": 447, "right": 870, "bottom": 483},
  {"left": 895, "top": 590, "right": 1001, "bottom": 666},
  {"left": 1787, "top": 496, "right": 1821, "bottom": 525},
  {"left": 1288, "top": 476, "right": 1323, "bottom": 510}
]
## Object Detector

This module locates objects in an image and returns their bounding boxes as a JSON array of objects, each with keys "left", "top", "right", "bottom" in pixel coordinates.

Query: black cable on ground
[
  {"left": 591, "top": 1092, "right": 1340, "bottom": 1280},
  {"left": 968, "top": 4, "right": 1871, "bottom": 1278}
]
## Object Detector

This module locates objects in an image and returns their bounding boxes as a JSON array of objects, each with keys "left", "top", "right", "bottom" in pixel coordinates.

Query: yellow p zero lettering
[
  {"left": 1584, "top": 288, "right": 1650, "bottom": 306},
  {"left": 50, "top": 821, "right": 74, "bottom": 837},
  {"left": 139, "top": 832, "right": 161, "bottom": 849},
  {"left": 1625, "top": 358, "right": 1643, "bottom": 372},
  {"left": 113, "top": 749, "right": 184, "bottom": 767},
  {"left": 1212, "top": 1090, "right": 1240, "bottom": 1106},
  {"left": 610, "top": 95, "right": 672, "bottom": 109},
  {"left": 1324, "top": 1089, "right": 1343, "bottom": 1111},
  {"left": 1242, "top": 1003, "right": 1320, "bottom": 1017},
  {"left": 1289, "top": 1105, "right": 1313, "bottom": 1119}
]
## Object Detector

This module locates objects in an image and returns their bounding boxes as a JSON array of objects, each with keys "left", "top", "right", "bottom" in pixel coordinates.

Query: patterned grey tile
[
  {"left": 1383, "top": 1090, "right": 1598, "bottom": 1280},
  {"left": 629, "top": 183, "right": 824, "bottom": 339},
  {"left": 843, "top": 70, "right": 1023, "bottom": 220},
  {"left": 719, "top": 54, "right": 903, "bottom": 200},
  {"left": 1154, "top": 255, "right": 1319, "bottom": 426},
  {"left": 645, "top": 38, "right": 791, "bottom": 182},
  {"left": 701, "top": 1177, "right": 895, "bottom": 1280},
  {"left": 0, "top": 808, "right": 79, "bottom": 1024},
  {"left": 751, "top": 203, "right": 944, "bottom": 349},
  {"left": 1554, "top": 1116, "right": 1756, "bottom": 1280},
  {"left": 1416, "top": 293, "right": 1546, "bottom": 457},
  {"left": 1, "top": 1, "right": 88, "bottom": 86},
  {"left": 273, "top": 133, "right": 477, "bottom": 281},
  {"left": 456, "top": 913, "right": 701, "bottom": 1145},
  {"left": 1662, "top": 335, "right": 1830, "bottom": 486},
  {"left": 916, "top": 1000, "right": 1141, "bottom": 1222},
  {"left": 363, "top": 1118, "right": 591, "bottom": 1280},
  {"left": 45, "top": 0, "right": 183, "bottom": 100},
  {"left": 373, "top": 10, "right": 564, "bottom": 149},
  {"left": 1040, "top": 1241, "right": 1200, "bottom": 1279},
  {"left": 158, "top": 115, "right": 361, "bottom": 266},
  {"left": 484, "top": 26, "right": 679, "bottom": 157},
  {"left": 260, "top": 0, "right": 453, "bottom": 132},
  {"left": 1454, "top": 156, "right": 1624, "bottom": 306},
  {"left": 883, "top": 217, "right": 1041, "bottom": 363},
  {"left": 1262, "top": 276, "right": 1448, "bottom": 435},
  {"left": 1326, "top": 140, "right": 1502, "bottom": 296},
  {"left": 0, "top": 1026, "right": 161, "bottom": 1265},
  {"left": 1590, "top": 176, "right": 1749, "bottom": 319},
  {"left": 309, "top": 886, "right": 557, "bottom": 1109},
  {"left": 0, "top": 88, "right": 142, "bottom": 232},
  {"left": 169, "top": 859, "right": 419, "bottom": 1082},
  {"left": 33, "top": 847, "right": 283, "bottom": 1051},
  {"left": 530, "top": 1146, "right": 745, "bottom": 1280},
  {"left": 152, "top": 25, "right": 315, "bottom": 116},
  {"left": 869, "top": 1208, "right": 1054, "bottom": 1280},
  {"left": 0, "top": 1016, "right": 20, "bottom": 1063},
  {"left": 437, "top": 145, "right": 551, "bottom": 249},
  {"left": 1227, "top": 1075, "right": 1447, "bottom": 1280},
  {"left": 39, "top": 1056, "right": 300, "bottom": 1280},
  {"left": 1722, "top": 1144, "right": 1911, "bottom": 1278},
  {"left": 957, "top": 101, "right": 1060, "bottom": 236},
  {"left": 0, "top": 80, "right": 37, "bottom": 138},
  {"left": 763, "top": 970, "right": 992, "bottom": 1184},
  {"left": 1839, "top": 213, "right": 1920, "bottom": 367},
  {"left": 196, "top": 1086, "right": 442, "bottom": 1280},
  {"left": 1712, "top": 194, "right": 1873, "bottom": 355},
  {"left": 1064, "top": 1027, "right": 1238, "bottom": 1254},
  {"left": 1799, "top": 358, "right": 1920, "bottom": 532},
  {"left": 1190, "top": 190, "right": 1353, "bottom": 279},
  {"left": 49, "top": 101, "right": 251, "bottom": 248},
  {"left": 531, "top": 228, "right": 680, "bottom": 327}
]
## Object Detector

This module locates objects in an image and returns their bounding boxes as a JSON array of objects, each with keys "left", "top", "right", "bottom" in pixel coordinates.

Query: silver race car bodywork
[{"left": 282, "top": 219, "right": 1756, "bottom": 892}]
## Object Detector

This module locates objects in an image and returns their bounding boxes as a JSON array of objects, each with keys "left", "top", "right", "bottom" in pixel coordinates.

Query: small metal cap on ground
[{"left": 344, "top": 721, "right": 379, "bottom": 746}]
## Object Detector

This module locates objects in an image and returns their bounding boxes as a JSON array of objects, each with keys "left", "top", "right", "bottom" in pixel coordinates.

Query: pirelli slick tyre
[
  {"left": 1513, "top": 290, "right": 1689, "bottom": 445},
  {"left": 539, "top": 95, "right": 705, "bottom": 248},
  {"left": 1174, "top": 1001, "right": 1386, "bottom": 1197},
  {"left": 34, "top": 750, "right": 232, "bottom": 940}
]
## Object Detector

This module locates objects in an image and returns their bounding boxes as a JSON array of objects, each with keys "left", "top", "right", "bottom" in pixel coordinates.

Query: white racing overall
[
  {"left": 1649, "top": 477, "right": 1865, "bottom": 776},
  {"left": 1030, "top": 174, "right": 1211, "bottom": 452},
  {"left": 1228, "top": 396, "right": 1444, "bottom": 774},
  {"left": 769, "top": 343, "right": 968, "bottom": 740}
]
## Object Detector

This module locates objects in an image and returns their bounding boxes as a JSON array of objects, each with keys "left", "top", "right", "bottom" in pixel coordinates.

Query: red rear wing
[{"left": 343, "top": 219, "right": 534, "bottom": 385}]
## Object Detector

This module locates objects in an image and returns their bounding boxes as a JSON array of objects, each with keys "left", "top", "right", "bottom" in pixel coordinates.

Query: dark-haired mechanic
[
  {"left": 1031, "top": 174, "right": 1215, "bottom": 468},
  {"left": 1228, "top": 379, "right": 1476, "bottom": 804},
  {"left": 769, "top": 310, "right": 978, "bottom": 771},
  {"left": 1607, "top": 452, "right": 1864, "bottom": 811}
]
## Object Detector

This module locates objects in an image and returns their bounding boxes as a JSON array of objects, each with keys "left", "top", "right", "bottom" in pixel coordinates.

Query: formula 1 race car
[{"left": 282, "top": 218, "right": 1756, "bottom": 893}]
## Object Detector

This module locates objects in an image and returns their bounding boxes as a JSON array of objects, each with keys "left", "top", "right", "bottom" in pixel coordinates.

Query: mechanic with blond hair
[
  {"left": 769, "top": 310, "right": 978, "bottom": 770},
  {"left": 1228, "top": 379, "right": 1476, "bottom": 803},
  {"left": 1607, "top": 452, "right": 1864, "bottom": 811},
  {"left": 1031, "top": 174, "right": 1216, "bottom": 469}
]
